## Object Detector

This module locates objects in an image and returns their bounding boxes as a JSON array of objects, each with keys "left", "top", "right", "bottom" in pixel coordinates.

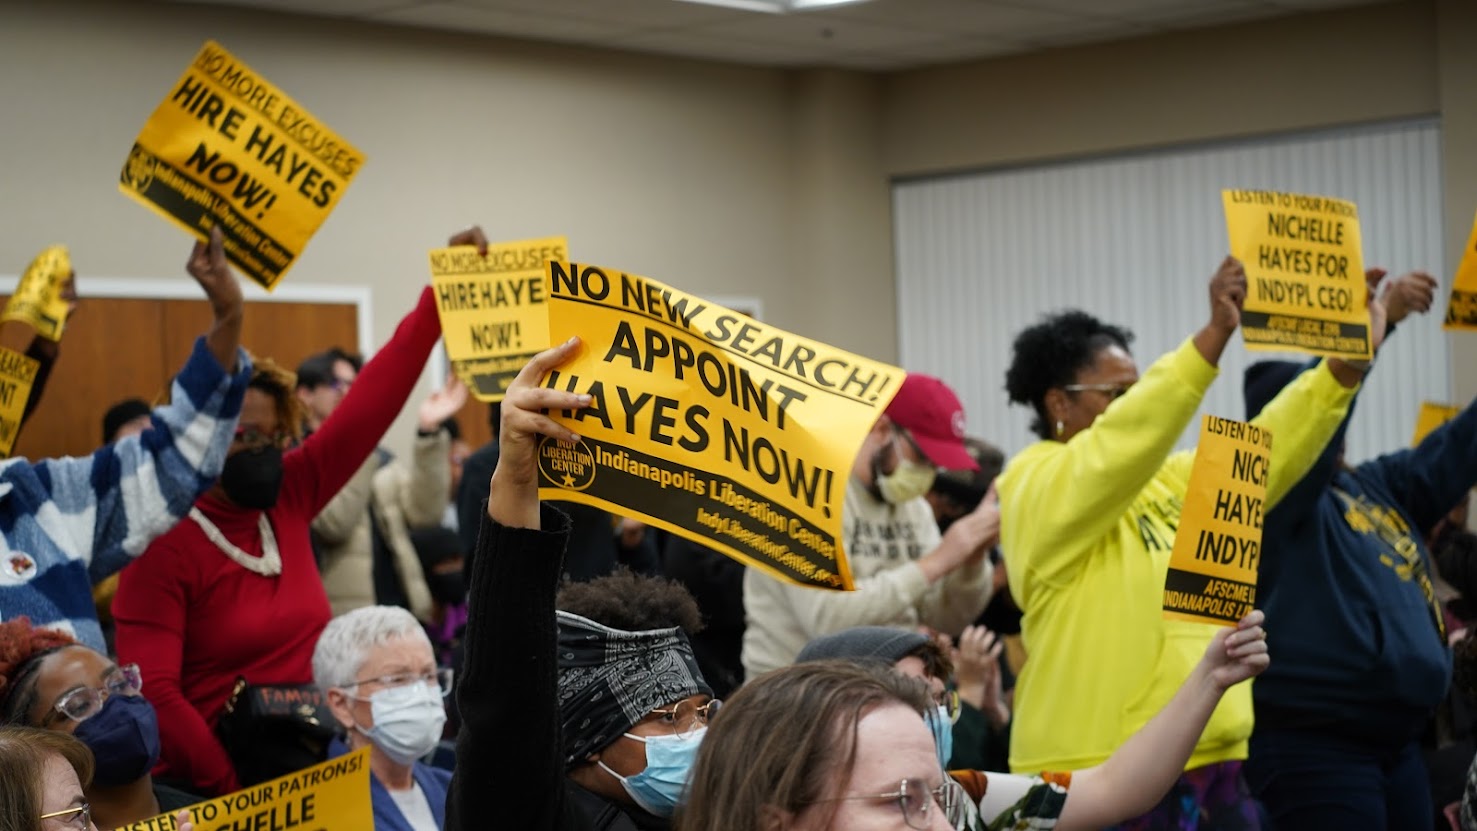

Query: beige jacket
[{"left": 315, "top": 432, "right": 449, "bottom": 617}]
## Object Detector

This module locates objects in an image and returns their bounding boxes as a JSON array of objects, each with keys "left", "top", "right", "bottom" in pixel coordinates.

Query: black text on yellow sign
[
  {"left": 536, "top": 262, "right": 903, "bottom": 591},
  {"left": 119, "top": 40, "right": 364, "bottom": 291},
  {"left": 119, "top": 748, "right": 371, "bottom": 831},
  {"left": 3, "top": 246, "right": 72, "bottom": 341},
  {"left": 0, "top": 348, "right": 38, "bottom": 458},
  {"left": 1444, "top": 208, "right": 1477, "bottom": 332},
  {"left": 1163, "top": 416, "right": 1272, "bottom": 626},
  {"left": 430, "top": 236, "right": 566, "bottom": 402},
  {"left": 1223, "top": 189, "right": 1371, "bottom": 360}
]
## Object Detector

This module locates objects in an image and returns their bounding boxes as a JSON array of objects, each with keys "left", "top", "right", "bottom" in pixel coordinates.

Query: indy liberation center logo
[{"left": 538, "top": 436, "right": 596, "bottom": 491}]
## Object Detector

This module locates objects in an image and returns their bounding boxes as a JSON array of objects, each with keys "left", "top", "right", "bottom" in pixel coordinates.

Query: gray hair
[{"left": 312, "top": 606, "right": 432, "bottom": 693}]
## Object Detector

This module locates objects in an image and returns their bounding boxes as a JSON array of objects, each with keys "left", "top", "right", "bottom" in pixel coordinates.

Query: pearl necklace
[{"left": 188, "top": 508, "right": 282, "bottom": 577}]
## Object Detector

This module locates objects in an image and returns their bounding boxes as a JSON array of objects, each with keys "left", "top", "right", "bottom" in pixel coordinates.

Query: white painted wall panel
[{"left": 894, "top": 120, "right": 1450, "bottom": 464}]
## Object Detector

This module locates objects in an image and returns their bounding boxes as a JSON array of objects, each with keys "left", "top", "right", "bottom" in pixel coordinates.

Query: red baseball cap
[{"left": 884, "top": 373, "right": 978, "bottom": 472}]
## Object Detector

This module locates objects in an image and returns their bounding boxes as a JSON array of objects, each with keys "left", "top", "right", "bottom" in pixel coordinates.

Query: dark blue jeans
[{"left": 1245, "top": 728, "right": 1431, "bottom": 831}]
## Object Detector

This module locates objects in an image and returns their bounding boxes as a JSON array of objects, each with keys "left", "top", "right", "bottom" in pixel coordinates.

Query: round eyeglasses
[
  {"left": 48, "top": 664, "right": 142, "bottom": 726},
  {"left": 644, "top": 698, "right": 722, "bottom": 738}
]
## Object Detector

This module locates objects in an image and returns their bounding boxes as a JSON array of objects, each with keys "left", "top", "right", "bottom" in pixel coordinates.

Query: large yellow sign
[
  {"left": 119, "top": 40, "right": 364, "bottom": 291},
  {"left": 0, "top": 347, "right": 39, "bottom": 458},
  {"left": 1224, "top": 189, "right": 1370, "bottom": 359},
  {"left": 430, "top": 236, "right": 566, "bottom": 402},
  {"left": 3, "top": 246, "right": 72, "bottom": 341},
  {"left": 118, "top": 749, "right": 371, "bottom": 831},
  {"left": 1163, "top": 416, "right": 1272, "bottom": 626},
  {"left": 1445, "top": 208, "right": 1477, "bottom": 332},
  {"left": 537, "top": 262, "right": 902, "bottom": 590}
]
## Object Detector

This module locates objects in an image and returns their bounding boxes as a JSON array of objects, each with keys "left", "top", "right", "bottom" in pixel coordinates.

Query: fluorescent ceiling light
[{"left": 674, "top": 0, "right": 873, "bottom": 13}]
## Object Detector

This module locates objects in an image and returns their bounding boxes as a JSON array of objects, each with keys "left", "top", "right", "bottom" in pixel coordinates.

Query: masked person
[
  {"left": 113, "top": 226, "right": 483, "bottom": 797},
  {"left": 446, "top": 338, "right": 716, "bottom": 831},
  {"left": 314, "top": 606, "right": 453, "bottom": 831},
  {"left": 741, "top": 374, "right": 1000, "bottom": 679},
  {"left": 0, "top": 617, "right": 198, "bottom": 829}
]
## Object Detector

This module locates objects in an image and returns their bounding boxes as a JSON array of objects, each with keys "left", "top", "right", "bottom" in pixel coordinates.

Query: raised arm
[
  {"left": 291, "top": 228, "right": 481, "bottom": 514},
  {"left": 35, "top": 229, "right": 249, "bottom": 580},
  {"left": 446, "top": 339, "right": 591, "bottom": 831},
  {"left": 1057, "top": 611, "right": 1269, "bottom": 831}
]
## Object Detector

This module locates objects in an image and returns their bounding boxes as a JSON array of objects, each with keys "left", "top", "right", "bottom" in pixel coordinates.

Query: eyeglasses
[
  {"left": 342, "top": 668, "right": 454, "bottom": 698},
  {"left": 1062, "top": 382, "right": 1134, "bottom": 401},
  {"left": 645, "top": 698, "right": 722, "bottom": 737},
  {"left": 232, "top": 427, "right": 291, "bottom": 449},
  {"left": 48, "top": 665, "right": 141, "bottom": 725},
  {"left": 819, "top": 778, "right": 968, "bottom": 830},
  {"left": 327, "top": 377, "right": 353, "bottom": 392},
  {"left": 39, "top": 802, "right": 91, "bottom": 828}
]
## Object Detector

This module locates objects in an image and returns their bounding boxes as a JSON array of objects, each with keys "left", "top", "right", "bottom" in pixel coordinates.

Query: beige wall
[{"left": 3, "top": 0, "right": 1472, "bottom": 453}]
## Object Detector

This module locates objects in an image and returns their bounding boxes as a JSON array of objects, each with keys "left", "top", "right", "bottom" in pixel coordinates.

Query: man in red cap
[{"left": 740, "top": 373, "right": 1001, "bottom": 678}]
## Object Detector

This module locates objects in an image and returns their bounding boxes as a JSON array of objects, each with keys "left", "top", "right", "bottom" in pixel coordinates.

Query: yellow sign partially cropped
[
  {"left": 1163, "top": 416, "right": 1272, "bottom": 626},
  {"left": 0, "top": 347, "right": 39, "bottom": 458},
  {"left": 3, "top": 246, "right": 72, "bottom": 341},
  {"left": 119, "top": 40, "right": 364, "bottom": 291},
  {"left": 431, "top": 236, "right": 566, "bottom": 402},
  {"left": 118, "top": 748, "right": 371, "bottom": 831},
  {"left": 1412, "top": 401, "right": 1461, "bottom": 447},
  {"left": 537, "top": 262, "right": 903, "bottom": 590},
  {"left": 1445, "top": 208, "right": 1477, "bottom": 332},
  {"left": 1224, "top": 189, "right": 1371, "bottom": 359}
]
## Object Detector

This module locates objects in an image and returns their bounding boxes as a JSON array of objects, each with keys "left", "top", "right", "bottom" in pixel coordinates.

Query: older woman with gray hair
[{"left": 313, "top": 605, "right": 453, "bottom": 831}]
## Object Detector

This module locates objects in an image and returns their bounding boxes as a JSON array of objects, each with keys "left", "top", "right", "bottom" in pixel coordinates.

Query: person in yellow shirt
[{"left": 996, "top": 256, "right": 1383, "bottom": 828}]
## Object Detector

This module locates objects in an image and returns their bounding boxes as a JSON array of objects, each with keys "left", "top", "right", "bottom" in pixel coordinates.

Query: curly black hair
[
  {"left": 1004, "top": 310, "right": 1135, "bottom": 439},
  {"left": 557, "top": 568, "right": 704, "bottom": 635}
]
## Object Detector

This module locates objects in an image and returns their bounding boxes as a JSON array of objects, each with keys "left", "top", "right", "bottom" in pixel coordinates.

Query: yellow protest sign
[
  {"left": 1223, "top": 189, "right": 1370, "bottom": 359},
  {"left": 0, "top": 347, "right": 39, "bottom": 458},
  {"left": 3, "top": 246, "right": 72, "bottom": 341},
  {"left": 1445, "top": 208, "right": 1477, "bottom": 332},
  {"left": 118, "top": 748, "right": 371, "bottom": 831},
  {"left": 1413, "top": 401, "right": 1461, "bottom": 447},
  {"left": 537, "top": 262, "right": 903, "bottom": 590},
  {"left": 119, "top": 40, "right": 364, "bottom": 291},
  {"left": 431, "top": 236, "right": 566, "bottom": 401},
  {"left": 1163, "top": 415, "right": 1271, "bottom": 625}
]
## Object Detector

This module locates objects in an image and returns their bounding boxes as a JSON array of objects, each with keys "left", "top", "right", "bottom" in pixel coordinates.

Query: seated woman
[
  {"left": 446, "top": 338, "right": 716, "bottom": 831},
  {"left": 314, "top": 605, "right": 453, "bottom": 831},
  {"left": 791, "top": 616, "right": 1268, "bottom": 830},
  {"left": 0, "top": 618, "right": 197, "bottom": 829},
  {"left": 114, "top": 226, "right": 481, "bottom": 796},
  {"left": 0, "top": 725, "right": 194, "bottom": 831}
]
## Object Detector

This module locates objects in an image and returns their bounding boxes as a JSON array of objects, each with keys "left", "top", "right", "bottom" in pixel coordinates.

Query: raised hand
[
  {"left": 1208, "top": 256, "right": 1247, "bottom": 335},
  {"left": 418, "top": 373, "right": 470, "bottom": 432},
  {"left": 448, "top": 225, "right": 490, "bottom": 257},
  {"left": 186, "top": 225, "right": 244, "bottom": 372},
  {"left": 953, "top": 624, "right": 1010, "bottom": 729},
  {"left": 487, "top": 337, "right": 590, "bottom": 528},
  {"left": 1380, "top": 270, "right": 1438, "bottom": 325},
  {"left": 1202, "top": 609, "right": 1269, "bottom": 691}
]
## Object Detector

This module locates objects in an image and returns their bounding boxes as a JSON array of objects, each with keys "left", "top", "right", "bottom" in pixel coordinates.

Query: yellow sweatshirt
[{"left": 998, "top": 338, "right": 1355, "bottom": 773}]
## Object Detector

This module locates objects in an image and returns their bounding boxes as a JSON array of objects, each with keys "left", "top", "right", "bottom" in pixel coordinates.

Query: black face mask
[
  {"left": 427, "top": 569, "right": 466, "bottom": 605},
  {"left": 221, "top": 446, "right": 284, "bottom": 510}
]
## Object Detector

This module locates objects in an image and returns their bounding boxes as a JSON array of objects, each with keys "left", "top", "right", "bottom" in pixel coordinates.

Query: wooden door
[{"left": 10, "top": 297, "right": 358, "bottom": 461}]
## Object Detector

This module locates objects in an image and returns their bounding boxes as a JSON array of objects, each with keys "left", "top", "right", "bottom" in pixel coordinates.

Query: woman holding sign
[
  {"left": 113, "top": 228, "right": 478, "bottom": 797},
  {"left": 997, "top": 256, "right": 1381, "bottom": 828}
]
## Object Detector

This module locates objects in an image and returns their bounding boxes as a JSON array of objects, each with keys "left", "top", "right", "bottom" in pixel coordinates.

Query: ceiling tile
[
  {"left": 682, "top": 10, "right": 956, "bottom": 52},
  {"left": 813, "top": 0, "right": 1089, "bottom": 38},
  {"left": 601, "top": 28, "right": 809, "bottom": 65},
  {"left": 888, "top": 35, "right": 1029, "bottom": 63},
  {"left": 453, "top": 0, "right": 751, "bottom": 29},
  {"left": 368, "top": 2, "right": 626, "bottom": 42},
  {"left": 1131, "top": 1, "right": 1283, "bottom": 28}
]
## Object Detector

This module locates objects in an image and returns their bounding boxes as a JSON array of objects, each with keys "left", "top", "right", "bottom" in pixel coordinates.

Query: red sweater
[{"left": 114, "top": 287, "right": 441, "bottom": 796}]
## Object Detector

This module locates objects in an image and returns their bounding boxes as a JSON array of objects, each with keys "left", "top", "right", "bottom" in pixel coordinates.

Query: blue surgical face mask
[
  {"left": 598, "top": 726, "right": 707, "bottom": 817},
  {"left": 928, "top": 705, "right": 954, "bottom": 770},
  {"left": 73, "top": 694, "right": 162, "bottom": 787},
  {"left": 355, "top": 681, "right": 447, "bottom": 766}
]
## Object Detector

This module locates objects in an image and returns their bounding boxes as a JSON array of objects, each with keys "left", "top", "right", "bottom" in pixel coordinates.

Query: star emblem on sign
[{"left": 561, "top": 474, "right": 577, "bottom": 487}]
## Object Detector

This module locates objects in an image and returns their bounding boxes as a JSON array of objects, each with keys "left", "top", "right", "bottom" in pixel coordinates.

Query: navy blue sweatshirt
[{"left": 1251, "top": 371, "right": 1472, "bottom": 747}]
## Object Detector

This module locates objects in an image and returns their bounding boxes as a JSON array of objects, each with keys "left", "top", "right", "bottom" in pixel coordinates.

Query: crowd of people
[{"left": 0, "top": 220, "right": 1473, "bottom": 831}]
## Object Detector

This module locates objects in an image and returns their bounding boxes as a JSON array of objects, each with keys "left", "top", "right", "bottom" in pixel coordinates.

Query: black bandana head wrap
[{"left": 556, "top": 611, "right": 711, "bottom": 768}]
